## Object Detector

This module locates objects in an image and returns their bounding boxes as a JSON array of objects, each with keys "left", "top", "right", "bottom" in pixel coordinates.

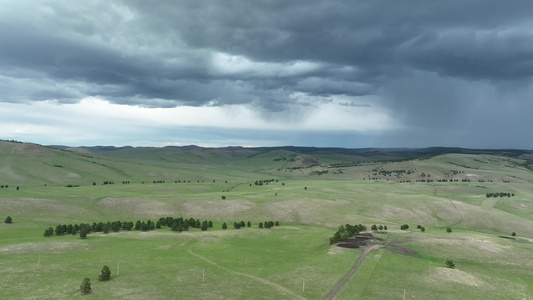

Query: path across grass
[{"left": 324, "top": 244, "right": 384, "bottom": 300}]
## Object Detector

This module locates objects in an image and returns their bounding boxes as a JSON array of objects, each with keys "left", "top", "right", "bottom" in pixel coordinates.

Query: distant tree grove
[{"left": 329, "top": 224, "right": 368, "bottom": 244}]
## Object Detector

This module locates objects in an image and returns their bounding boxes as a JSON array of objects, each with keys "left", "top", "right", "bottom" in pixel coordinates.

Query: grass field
[{"left": 1, "top": 142, "right": 533, "bottom": 299}]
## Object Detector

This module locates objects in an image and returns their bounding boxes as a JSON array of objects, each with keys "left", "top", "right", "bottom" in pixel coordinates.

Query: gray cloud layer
[{"left": 1, "top": 0, "right": 532, "bottom": 147}]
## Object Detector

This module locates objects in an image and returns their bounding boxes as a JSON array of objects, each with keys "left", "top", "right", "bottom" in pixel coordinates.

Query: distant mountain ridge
[
  {"left": 1, "top": 139, "right": 532, "bottom": 187},
  {"left": 46, "top": 144, "right": 533, "bottom": 157}
]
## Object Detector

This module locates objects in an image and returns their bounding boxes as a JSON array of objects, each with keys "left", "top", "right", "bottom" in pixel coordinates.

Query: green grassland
[{"left": 1, "top": 141, "right": 533, "bottom": 299}]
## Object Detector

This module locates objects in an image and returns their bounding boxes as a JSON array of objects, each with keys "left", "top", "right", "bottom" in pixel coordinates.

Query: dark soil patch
[
  {"left": 358, "top": 233, "right": 373, "bottom": 238},
  {"left": 337, "top": 243, "right": 360, "bottom": 249},
  {"left": 499, "top": 236, "right": 529, "bottom": 243},
  {"left": 386, "top": 246, "right": 417, "bottom": 256},
  {"left": 336, "top": 233, "right": 380, "bottom": 249}
]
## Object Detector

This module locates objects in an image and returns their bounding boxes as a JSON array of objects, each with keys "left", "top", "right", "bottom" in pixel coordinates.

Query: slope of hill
[
  {"left": 1, "top": 141, "right": 531, "bottom": 187},
  {"left": 1, "top": 140, "right": 533, "bottom": 299}
]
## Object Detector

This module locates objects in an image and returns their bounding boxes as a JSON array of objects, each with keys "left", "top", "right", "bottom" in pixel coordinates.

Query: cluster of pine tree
[
  {"left": 486, "top": 192, "right": 514, "bottom": 198},
  {"left": 329, "top": 224, "right": 367, "bottom": 244},
  {"left": 370, "top": 224, "right": 388, "bottom": 231},
  {"left": 220, "top": 220, "right": 280, "bottom": 230},
  {"left": 158, "top": 217, "right": 213, "bottom": 232},
  {"left": 43, "top": 217, "right": 215, "bottom": 238},
  {"left": 254, "top": 179, "right": 278, "bottom": 186},
  {"left": 259, "top": 221, "right": 279, "bottom": 228}
]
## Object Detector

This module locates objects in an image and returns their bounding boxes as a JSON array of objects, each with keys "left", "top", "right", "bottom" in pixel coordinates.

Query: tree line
[
  {"left": 44, "top": 217, "right": 216, "bottom": 238},
  {"left": 486, "top": 192, "right": 514, "bottom": 198},
  {"left": 44, "top": 217, "right": 281, "bottom": 238}
]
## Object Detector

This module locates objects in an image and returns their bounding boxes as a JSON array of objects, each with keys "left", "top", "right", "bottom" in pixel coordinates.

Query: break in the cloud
[{"left": 0, "top": 0, "right": 532, "bottom": 148}]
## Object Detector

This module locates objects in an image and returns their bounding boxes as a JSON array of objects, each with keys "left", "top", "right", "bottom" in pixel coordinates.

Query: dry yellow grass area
[
  {"left": 373, "top": 205, "right": 438, "bottom": 225},
  {"left": 0, "top": 166, "right": 24, "bottom": 180},
  {"left": 266, "top": 199, "right": 350, "bottom": 224},
  {"left": 0, "top": 197, "right": 91, "bottom": 216},
  {"left": 511, "top": 202, "right": 533, "bottom": 212},
  {"left": 96, "top": 197, "right": 177, "bottom": 217},
  {"left": 183, "top": 199, "right": 255, "bottom": 218},
  {"left": 421, "top": 236, "right": 508, "bottom": 254},
  {"left": 1, "top": 141, "right": 54, "bottom": 156},
  {"left": 416, "top": 234, "right": 533, "bottom": 266},
  {"left": 0, "top": 242, "right": 82, "bottom": 253},
  {"left": 429, "top": 267, "right": 484, "bottom": 287}
]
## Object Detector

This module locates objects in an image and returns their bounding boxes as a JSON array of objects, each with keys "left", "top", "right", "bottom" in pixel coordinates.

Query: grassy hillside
[{"left": 1, "top": 141, "right": 532, "bottom": 299}]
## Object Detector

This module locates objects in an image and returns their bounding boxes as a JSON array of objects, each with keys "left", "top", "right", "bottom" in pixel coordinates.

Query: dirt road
[{"left": 323, "top": 244, "right": 383, "bottom": 300}]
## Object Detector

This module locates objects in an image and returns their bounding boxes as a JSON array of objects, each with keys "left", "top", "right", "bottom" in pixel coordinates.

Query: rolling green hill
[{"left": 1, "top": 140, "right": 533, "bottom": 299}]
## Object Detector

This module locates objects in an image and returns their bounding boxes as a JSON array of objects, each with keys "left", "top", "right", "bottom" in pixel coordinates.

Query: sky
[{"left": 1, "top": 0, "right": 532, "bottom": 149}]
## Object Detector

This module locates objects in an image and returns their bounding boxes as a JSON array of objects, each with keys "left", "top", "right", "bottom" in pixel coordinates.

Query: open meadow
[{"left": 1, "top": 141, "right": 533, "bottom": 299}]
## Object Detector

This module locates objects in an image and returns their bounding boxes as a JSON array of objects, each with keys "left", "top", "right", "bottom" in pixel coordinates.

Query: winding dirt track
[
  {"left": 323, "top": 244, "right": 384, "bottom": 300},
  {"left": 188, "top": 249, "right": 307, "bottom": 300}
]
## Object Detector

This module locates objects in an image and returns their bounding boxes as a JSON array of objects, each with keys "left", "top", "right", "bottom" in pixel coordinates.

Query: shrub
[
  {"left": 4, "top": 216, "right": 12, "bottom": 224},
  {"left": 446, "top": 228, "right": 452, "bottom": 233},
  {"left": 445, "top": 260, "right": 455, "bottom": 269}
]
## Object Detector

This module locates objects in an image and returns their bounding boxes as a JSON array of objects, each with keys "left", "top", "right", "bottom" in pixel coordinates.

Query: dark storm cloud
[{"left": 1, "top": 0, "right": 533, "bottom": 147}]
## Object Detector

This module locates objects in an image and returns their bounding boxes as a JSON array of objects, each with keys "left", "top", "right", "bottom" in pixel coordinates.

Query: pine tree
[
  {"left": 79, "top": 225, "right": 90, "bottom": 239},
  {"left": 99, "top": 265, "right": 111, "bottom": 281},
  {"left": 4, "top": 216, "right": 12, "bottom": 224},
  {"left": 80, "top": 278, "right": 91, "bottom": 294},
  {"left": 43, "top": 227, "right": 54, "bottom": 237}
]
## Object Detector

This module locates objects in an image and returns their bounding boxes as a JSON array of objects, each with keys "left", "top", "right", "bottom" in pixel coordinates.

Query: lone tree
[
  {"left": 80, "top": 278, "right": 91, "bottom": 294},
  {"left": 446, "top": 227, "right": 452, "bottom": 233},
  {"left": 99, "top": 265, "right": 111, "bottom": 281},
  {"left": 445, "top": 260, "right": 455, "bottom": 269},
  {"left": 5, "top": 216, "right": 12, "bottom": 224}
]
